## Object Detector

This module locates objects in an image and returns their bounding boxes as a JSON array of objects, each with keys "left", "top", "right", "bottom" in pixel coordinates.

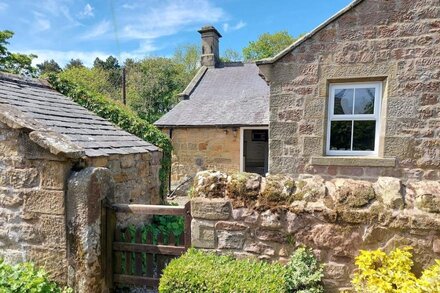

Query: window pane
[
  {"left": 353, "top": 120, "right": 376, "bottom": 151},
  {"left": 354, "top": 88, "right": 375, "bottom": 114},
  {"left": 334, "top": 89, "right": 354, "bottom": 115},
  {"left": 330, "top": 121, "right": 352, "bottom": 150}
]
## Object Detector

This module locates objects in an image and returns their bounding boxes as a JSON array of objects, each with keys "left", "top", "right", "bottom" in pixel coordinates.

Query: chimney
[{"left": 198, "top": 25, "right": 222, "bottom": 67}]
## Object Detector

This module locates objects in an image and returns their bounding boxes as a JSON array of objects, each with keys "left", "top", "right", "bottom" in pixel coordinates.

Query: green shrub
[
  {"left": 352, "top": 246, "right": 440, "bottom": 293},
  {"left": 0, "top": 259, "right": 71, "bottom": 293},
  {"left": 285, "top": 247, "right": 324, "bottom": 293},
  {"left": 159, "top": 248, "right": 286, "bottom": 293},
  {"left": 159, "top": 248, "right": 324, "bottom": 293},
  {"left": 46, "top": 74, "right": 172, "bottom": 197}
]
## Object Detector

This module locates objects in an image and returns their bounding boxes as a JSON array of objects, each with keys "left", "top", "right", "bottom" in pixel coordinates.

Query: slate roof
[
  {"left": 154, "top": 63, "right": 269, "bottom": 127},
  {"left": 0, "top": 73, "right": 159, "bottom": 158}
]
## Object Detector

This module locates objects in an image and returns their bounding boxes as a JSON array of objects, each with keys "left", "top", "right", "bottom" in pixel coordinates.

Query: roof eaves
[
  {"left": 256, "top": 0, "right": 365, "bottom": 65},
  {"left": 177, "top": 66, "right": 208, "bottom": 100},
  {"left": 0, "top": 103, "right": 85, "bottom": 159}
]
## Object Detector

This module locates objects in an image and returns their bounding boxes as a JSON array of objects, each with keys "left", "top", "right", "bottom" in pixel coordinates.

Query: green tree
[
  {"left": 221, "top": 49, "right": 242, "bottom": 62},
  {"left": 93, "top": 56, "right": 122, "bottom": 97},
  {"left": 0, "top": 30, "right": 37, "bottom": 76},
  {"left": 172, "top": 43, "right": 200, "bottom": 83},
  {"left": 59, "top": 66, "right": 120, "bottom": 100},
  {"left": 64, "top": 58, "right": 84, "bottom": 70},
  {"left": 37, "top": 59, "right": 62, "bottom": 75},
  {"left": 126, "top": 57, "right": 186, "bottom": 123},
  {"left": 243, "top": 31, "right": 298, "bottom": 61}
]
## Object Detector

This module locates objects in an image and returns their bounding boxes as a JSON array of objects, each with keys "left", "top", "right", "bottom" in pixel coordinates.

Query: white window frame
[{"left": 326, "top": 82, "right": 382, "bottom": 156}]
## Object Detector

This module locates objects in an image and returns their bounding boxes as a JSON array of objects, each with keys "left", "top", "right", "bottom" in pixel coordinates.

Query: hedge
[
  {"left": 47, "top": 73, "right": 172, "bottom": 197},
  {"left": 159, "top": 248, "right": 324, "bottom": 293}
]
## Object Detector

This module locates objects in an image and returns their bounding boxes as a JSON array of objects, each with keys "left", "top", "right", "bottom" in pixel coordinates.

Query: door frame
[{"left": 239, "top": 126, "right": 269, "bottom": 173}]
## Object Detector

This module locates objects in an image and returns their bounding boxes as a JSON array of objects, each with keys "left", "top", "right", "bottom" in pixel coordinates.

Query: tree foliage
[
  {"left": 172, "top": 43, "right": 200, "bottom": 84},
  {"left": 126, "top": 57, "right": 187, "bottom": 123},
  {"left": 0, "top": 30, "right": 37, "bottom": 76},
  {"left": 37, "top": 59, "right": 62, "bottom": 75},
  {"left": 64, "top": 58, "right": 84, "bottom": 70},
  {"left": 221, "top": 49, "right": 242, "bottom": 62},
  {"left": 242, "top": 31, "right": 296, "bottom": 61}
]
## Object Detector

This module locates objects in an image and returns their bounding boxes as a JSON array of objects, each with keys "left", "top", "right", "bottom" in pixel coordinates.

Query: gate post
[
  {"left": 102, "top": 198, "right": 115, "bottom": 292},
  {"left": 184, "top": 201, "right": 192, "bottom": 248}
]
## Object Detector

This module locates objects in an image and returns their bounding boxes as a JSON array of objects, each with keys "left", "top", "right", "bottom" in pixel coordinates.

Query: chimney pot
[{"left": 198, "top": 25, "right": 221, "bottom": 67}]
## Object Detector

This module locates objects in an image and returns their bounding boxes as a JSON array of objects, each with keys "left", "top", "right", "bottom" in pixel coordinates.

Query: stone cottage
[
  {"left": 257, "top": 0, "right": 439, "bottom": 182},
  {"left": 155, "top": 26, "right": 270, "bottom": 188},
  {"left": 0, "top": 73, "right": 161, "bottom": 290}
]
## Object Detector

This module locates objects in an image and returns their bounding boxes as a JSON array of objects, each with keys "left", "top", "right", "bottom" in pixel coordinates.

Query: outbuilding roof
[
  {"left": 0, "top": 73, "right": 159, "bottom": 158},
  {"left": 154, "top": 62, "right": 269, "bottom": 127}
]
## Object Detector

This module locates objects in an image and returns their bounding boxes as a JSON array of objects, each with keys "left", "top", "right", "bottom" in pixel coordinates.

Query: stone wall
[
  {"left": 260, "top": 0, "right": 439, "bottom": 181},
  {"left": 190, "top": 170, "right": 440, "bottom": 292},
  {"left": 86, "top": 150, "right": 162, "bottom": 205},
  {"left": 163, "top": 127, "right": 240, "bottom": 187},
  {"left": 0, "top": 122, "right": 72, "bottom": 283}
]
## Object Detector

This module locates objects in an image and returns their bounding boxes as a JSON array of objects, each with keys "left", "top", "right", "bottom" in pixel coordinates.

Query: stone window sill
[{"left": 310, "top": 156, "right": 396, "bottom": 167}]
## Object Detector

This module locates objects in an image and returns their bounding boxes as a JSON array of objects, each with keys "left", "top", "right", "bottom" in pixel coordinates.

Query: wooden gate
[{"left": 103, "top": 202, "right": 191, "bottom": 291}]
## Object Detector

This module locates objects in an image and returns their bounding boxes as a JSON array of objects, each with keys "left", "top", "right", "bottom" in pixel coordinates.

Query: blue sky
[{"left": 0, "top": 0, "right": 352, "bottom": 66}]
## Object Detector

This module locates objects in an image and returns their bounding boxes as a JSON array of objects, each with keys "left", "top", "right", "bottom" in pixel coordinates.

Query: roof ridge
[
  {"left": 0, "top": 72, "right": 52, "bottom": 89},
  {"left": 256, "top": 0, "right": 365, "bottom": 65}
]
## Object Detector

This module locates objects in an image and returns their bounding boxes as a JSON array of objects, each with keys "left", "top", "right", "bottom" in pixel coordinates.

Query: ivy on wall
[{"left": 47, "top": 73, "right": 172, "bottom": 198}]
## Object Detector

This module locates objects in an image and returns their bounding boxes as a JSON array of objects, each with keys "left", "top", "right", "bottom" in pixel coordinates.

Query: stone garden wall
[
  {"left": 190, "top": 170, "right": 440, "bottom": 292},
  {"left": 86, "top": 151, "right": 162, "bottom": 205},
  {"left": 0, "top": 122, "right": 72, "bottom": 283}
]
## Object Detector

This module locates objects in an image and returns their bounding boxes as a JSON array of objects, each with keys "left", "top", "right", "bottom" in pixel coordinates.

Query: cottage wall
[
  {"left": 265, "top": 0, "right": 439, "bottom": 181},
  {"left": 164, "top": 127, "right": 240, "bottom": 187},
  {"left": 0, "top": 122, "right": 72, "bottom": 283}
]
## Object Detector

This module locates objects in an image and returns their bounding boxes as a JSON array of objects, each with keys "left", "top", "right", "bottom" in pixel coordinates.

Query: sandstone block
[
  {"left": 39, "top": 160, "right": 69, "bottom": 190},
  {"left": 191, "top": 198, "right": 231, "bottom": 220},
  {"left": 24, "top": 190, "right": 65, "bottom": 215},
  {"left": 309, "top": 224, "right": 362, "bottom": 257},
  {"left": 327, "top": 179, "right": 375, "bottom": 208},
  {"left": 255, "top": 229, "right": 287, "bottom": 243},
  {"left": 294, "top": 176, "right": 326, "bottom": 202},
  {"left": 0, "top": 188, "right": 24, "bottom": 208},
  {"left": 217, "top": 230, "right": 245, "bottom": 249},
  {"left": 192, "top": 170, "right": 228, "bottom": 198},
  {"left": 373, "top": 177, "right": 404, "bottom": 209},
  {"left": 120, "top": 155, "right": 136, "bottom": 168},
  {"left": 260, "top": 210, "right": 282, "bottom": 229},
  {"left": 226, "top": 172, "right": 261, "bottom": 201},
  {"left": 260, "top": 174, "right": 296, "bottom": 205},
  {"left": 215, "top": 221, "right": 248, "bottom": 231},
  {"left": 191, "top": 219, "right": 216, "bottom": 249},
  {"left": 408, "top": 181, "right": 440, "bottom": 213},
  {"left": 0, "top": 168, "right": 39, "bottom": 188}
]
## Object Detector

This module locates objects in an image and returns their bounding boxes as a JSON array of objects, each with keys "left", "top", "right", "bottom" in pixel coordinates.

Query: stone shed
[
  {"left": 0, "top": 73, "right": 162, "bottom": 290},
  {"left": 257, "top": 0, "right": 439, "bottom": 182}
]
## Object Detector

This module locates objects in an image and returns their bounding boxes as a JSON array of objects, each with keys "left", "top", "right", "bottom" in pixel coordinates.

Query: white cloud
[
  {"left": 81, "top": 20, "right": 111, "bottom": 39},
  {"left": 0, "top": 2, "right": 8, "bottom": 12},
  {"left": 120, "top": 0, "right": 226, "bottom": 40},
  {"left": 35, "top": 18, "right": 51, "bottom": 31},
  {"left": 79, "top": 3, "right": 94, "bottom": 18},
  {"left": 223, "top": 20, "right": 246, "bottom": 32}
]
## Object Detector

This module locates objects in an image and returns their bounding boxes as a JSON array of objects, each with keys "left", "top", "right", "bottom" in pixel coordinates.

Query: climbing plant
[{"left": 46, "top": 73, "right": 172, "bottom": 197}]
